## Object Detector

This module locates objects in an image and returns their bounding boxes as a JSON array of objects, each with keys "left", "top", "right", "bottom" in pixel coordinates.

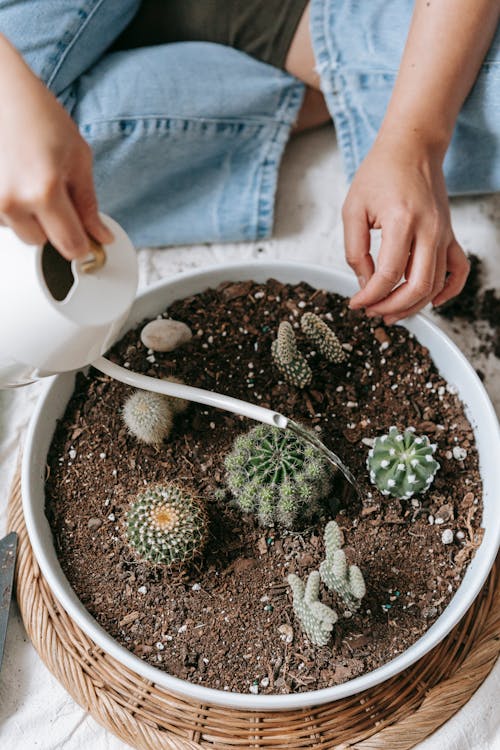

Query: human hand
[
  {"left": 343, "top": 132, "right": 470, "bottom": 324},
  {"left": 0, "top": 35, "right": 113, "bottom": 259}
]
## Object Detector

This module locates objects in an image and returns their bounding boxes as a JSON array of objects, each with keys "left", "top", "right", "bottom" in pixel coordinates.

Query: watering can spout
[{"left": 0, "top": 214, "right": 138, "bottom": 389}]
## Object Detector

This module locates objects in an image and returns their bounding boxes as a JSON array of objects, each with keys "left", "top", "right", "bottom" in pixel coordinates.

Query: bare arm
[
  {"left": 345, "top": 0, "right": 500, "bottom": 324},
  {"left": 0, "top": 33, "right": 112, "bottom": 258}
]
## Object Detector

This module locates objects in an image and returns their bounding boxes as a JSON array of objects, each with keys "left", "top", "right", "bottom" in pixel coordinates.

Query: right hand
[{"left": 0, "top": 36, "right": 113, "bottom": 259}]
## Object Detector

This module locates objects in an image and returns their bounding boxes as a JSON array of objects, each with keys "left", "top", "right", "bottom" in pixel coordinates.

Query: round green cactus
[
  {"left": 123, "top": 389, "right": 174, "bottom": 446},
  {"left": 126, "top": 484, "right": 208, "bottom": 566},
  {"left": 367, "top": 426, "right": 440, "bottom": 499},
  {"left": 224, "top": 424, "right": 335, "bottom": 528}
]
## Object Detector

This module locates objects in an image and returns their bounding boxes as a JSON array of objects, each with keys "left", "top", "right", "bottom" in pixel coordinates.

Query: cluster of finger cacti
[
  {"left": 367, "top": 426, "right": 440, "bottom": 499},
  {"left": 224, "top": 423, "right": 335, "bottom": 529},
  {"left": 271, "top": 312, "right": 346, "bottom": 388},
  {"left": 287, "top": 520, "right": 366, "bottom": 646},
  {"left": 125, "top": 483, "right": 208, "bottom": 566},
  {"left": 122, "top": 376, "right": 188, "bottom": 446}
]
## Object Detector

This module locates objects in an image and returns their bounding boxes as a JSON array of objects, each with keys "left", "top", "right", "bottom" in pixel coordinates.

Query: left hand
[{"left": 343, "top": 132, "right": 470, "bottom": 324}]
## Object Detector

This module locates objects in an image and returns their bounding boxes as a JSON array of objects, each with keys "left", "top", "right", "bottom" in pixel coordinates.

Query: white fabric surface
[{"left": 0, "top": 128, "right": 498, "bottom": 749}]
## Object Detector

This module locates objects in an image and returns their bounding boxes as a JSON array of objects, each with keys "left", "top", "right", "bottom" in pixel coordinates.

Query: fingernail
[{"left": 357, "top": 275, "right": 367, "bottom": 289}]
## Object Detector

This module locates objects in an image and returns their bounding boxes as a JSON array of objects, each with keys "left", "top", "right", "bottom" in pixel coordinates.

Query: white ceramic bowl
[{"left": 22, "top": 261, "right": 500, "bottom": 710}]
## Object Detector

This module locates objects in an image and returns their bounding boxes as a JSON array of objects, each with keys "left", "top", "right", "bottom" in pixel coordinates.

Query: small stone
[
  {"left": 452, "top": 446, "right": 467, "bottom": 461},
  {"left": 87, "top": 517, "right": 102, "bottom": 531},
  {"left": 191, "top": 583, "right": 201, "bottom": 591},
  {"left": 137, "top": 585, "right": 147, "bottom": 595},
  {"left": 140, "top": 318, "right": 193, "bottom": 352},
  {"left": 68, "top": 448, "right": 77, "bottom": 460},
  {"left": 441, "top": 529, "right": 454, "bottom": 544},
  {"left": 456, "top": 530, "right": 465, "bottom": 540},
  {"left": 260, "top": 677, "right": 270, "bottom": 688},
  {"left": 249, "top": 684, "right": 259, "bottom": 695},
  {"left": 155, "top": 642, "right": 165, "bottom": 650},
  {"left": 278, "top": 624, "right": 294, "bottom": 644}
]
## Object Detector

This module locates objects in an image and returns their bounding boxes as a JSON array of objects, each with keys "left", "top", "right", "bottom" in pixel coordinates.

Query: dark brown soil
[
  {"left": 436, "top": 254, "right": 500, "bottom": 359},
  {"left": 45, "top": 280, "right": 483, "bottom": 695}
]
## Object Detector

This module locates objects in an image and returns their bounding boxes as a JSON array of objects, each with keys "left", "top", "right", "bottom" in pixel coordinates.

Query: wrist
[{"left": 375, "top": 118, "right": 450, "bottom": 165}]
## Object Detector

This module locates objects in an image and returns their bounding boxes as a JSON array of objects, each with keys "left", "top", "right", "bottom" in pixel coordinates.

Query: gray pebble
[
  {"left": 87, "top": 517, "right": 102, "bottom": 531},
  {"left": 140, "top": 318, "right": 192, "bottom": 352}
]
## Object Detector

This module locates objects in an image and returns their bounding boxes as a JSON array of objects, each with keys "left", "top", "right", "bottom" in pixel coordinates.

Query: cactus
[
  {"left": 319, "top": 521, "right": 366, "bottom": 612},
  {"left": 271, "top": 321, "right": 312, "bottom": 388},
  {"left": 300, "top": 312, "right": 346, "bottom": 364},
  {"left": 367, "top": 426, "right": 440, "bottom": 499},
  {"left": 287, "top": 571, "right": 338, "bottom": 646},
  {"left": 162, "top": 376, "right": 189, "bottom": 415},
  {"left": 123, "top": 390, "right": 174, "bottom": 446},
  {"left": 126, "top": 484, "right": 207, "bottom": 566},
  {"left": 225, "top": 424, "right": 335, "bottom": 529}
]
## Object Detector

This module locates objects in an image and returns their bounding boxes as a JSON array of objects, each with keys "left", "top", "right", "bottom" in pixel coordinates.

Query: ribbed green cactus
[
  {"left": 319, "top": 521, "right": 366, "bottom": 612},
  {"left": 123, "top": 390, "right": 174, "bottom": 447},
  {"left": 287, "top": 571, "right": 338, "bottom": 646},
  {"left": 367, "top": 426, "right": 440, "bottom": 499},
  {"left": 126, "top": 484, "right": 207, "bottom": 566},
  {"left": 224, "top": 424, "right": 335, "bottom": 529},
  {"left": 300, "top": 312, "right": 347, "bottom": 363},
  {"left": 271, "top": 321, "right": 312, "bottom": 388}
]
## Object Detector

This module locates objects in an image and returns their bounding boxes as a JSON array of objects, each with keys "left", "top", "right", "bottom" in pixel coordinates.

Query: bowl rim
[{"left": 22, "top": 259, "right": 500, "bottom": 710}]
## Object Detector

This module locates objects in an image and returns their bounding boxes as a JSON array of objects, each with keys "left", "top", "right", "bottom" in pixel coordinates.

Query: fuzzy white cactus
[
  {"left": 123, "top": 390, "right": 174, "bottom": 446},
  {"left": 287, "top": 571, "right": 338, "bottom": 646}
]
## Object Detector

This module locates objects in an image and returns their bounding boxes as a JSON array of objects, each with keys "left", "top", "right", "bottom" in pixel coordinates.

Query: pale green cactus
[
  {"left": 319, "top": 521, "right": 366, "bottom": 612},
  {"left": 300, "top": 312, "right": 346, "bottom": 364},
  {"left": 126, "top": 484, "right": 207, "bottom": 566},
  {"left": 123, "top": 390, "right": 174, "bottom": 446},
  {"left": 224, "top": 424, "right": 335, "bottom": 529},
  {"left": 287, "top": 571, "right": 338, "bottom": 646},
  {"left": 367, "top": 426, "right": 440, "bottom": 499},
  {"left": 271, "top": 321, "right": 312, "bottom": 388}
]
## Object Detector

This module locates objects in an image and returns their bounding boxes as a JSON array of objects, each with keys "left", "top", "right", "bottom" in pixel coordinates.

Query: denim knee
[{"left": 0, "top": 0, "right": 140, "bottom": 94}]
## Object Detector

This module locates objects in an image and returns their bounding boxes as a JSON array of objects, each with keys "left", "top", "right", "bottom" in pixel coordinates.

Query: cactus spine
[
  {"left": 287, "top": 571, "right": 338, "bottom": 646},
  {"left": 367, "top": 426, "right": 440, "bottom": 499},
  {"left": 300, "top": 312, "right": 346, "bottom": 363},
  {"left": 224, "top": 424, "right": 335, "bottom": 529},
  {"left": 319, "top": 521, "right": 366, "bottom": 612},
  {"left": 126, "top": 484, "right": 207, "bottom": 566},
  {"left": 271, "top": 321, "right": 312, "bottom": 388}
]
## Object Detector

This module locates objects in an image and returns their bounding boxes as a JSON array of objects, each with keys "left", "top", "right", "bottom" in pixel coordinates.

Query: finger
[
  {"left": 432, "top": 239, "right": 470, "bottom": 308},
  {"left": 364, "top": 223, "right": 441, "bottom": 317},
  {"left": 349, "top": 217, "right": 414, "bottom": 309},
  {"left": 68, "top": 166, "right": 114, "bottom": 245},
  {"left": 383, "top": 244, "right": 448, "bottom": 324},
  {"left": 37, "top": 185, "right": 92, "bottom": 260},
  {"left": 342, "top": 204, "right": 374, "bottom": 289},
  {"left": 2, "top": 209, "right": 47, "bottom": 246}
]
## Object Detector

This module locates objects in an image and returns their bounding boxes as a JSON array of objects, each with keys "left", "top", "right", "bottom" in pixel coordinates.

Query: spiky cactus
[
  {"left": 367, "top": 426, "right": 440, "bottom": 499},
  {"left": 271, "top": 321, "right": 312, "bottom": 388},
  {"left": 123, "top": 390, "right": 174, "bottom": 446},
  {"left": 287, "top": 571, "right": 338, "bottom": 646},
  {"left": 319, "top": 521, "right": 366, "bottom": 612},
  {"left": 300, "top": 312, "right": 346, "bottom": 363},
  {"left": 125, "top": 484, "right": 207, "bottom": 566},
  {"left": 224, "top": 424, "right": 335, "bottom": 529}
]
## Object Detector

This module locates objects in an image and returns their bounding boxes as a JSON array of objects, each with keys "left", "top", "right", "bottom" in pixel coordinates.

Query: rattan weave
[{"left": 7, "top": 468, "right": 500, "bottom": 750}]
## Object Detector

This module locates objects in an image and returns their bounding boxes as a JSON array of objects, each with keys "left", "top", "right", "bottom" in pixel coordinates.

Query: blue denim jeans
[{"left": 1, "top": 0, "right": 499, "bottom": 247}]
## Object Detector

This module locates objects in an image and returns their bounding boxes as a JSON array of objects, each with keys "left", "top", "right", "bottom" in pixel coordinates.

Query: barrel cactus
[
  {"left": 125, "top": 484, "right": 208, "bottom": 566},
  {"left": 367, "top": 426, "right": 440, "bottom": 499},
  {"left": 287, "top": 571, "right": 338, "bottom": 647},
  {"left": 224, "top": 424, "right": 335, "bottom": 529},
  {"left": 271, "top": 321, "right": 312, "bottom": 388},
  {"left": 300, "top": 312, "right": 346, "bottom": 363},
  {"left": 123, "top": 389, "right": 174, "bottom": 446},
  {"left": 319, "top": 521, "right": 366, "bottom": 612}
]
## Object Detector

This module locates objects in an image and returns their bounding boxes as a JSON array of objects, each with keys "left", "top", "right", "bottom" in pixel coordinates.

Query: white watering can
[{"left": 0, "top": 215, "right": 360, "bottom": 497}]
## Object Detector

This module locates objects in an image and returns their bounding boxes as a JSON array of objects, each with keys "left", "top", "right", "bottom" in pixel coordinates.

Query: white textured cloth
[{"left": 0, "top": 129, "right": 499, "bottom": 750}]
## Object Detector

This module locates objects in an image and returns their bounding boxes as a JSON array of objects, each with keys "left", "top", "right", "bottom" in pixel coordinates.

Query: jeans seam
[{"left": 46, "top": 0, "right": 108, "bottom": 89}]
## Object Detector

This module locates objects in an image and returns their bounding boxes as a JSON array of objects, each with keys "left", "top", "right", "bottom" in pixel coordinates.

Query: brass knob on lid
[{"left": 80, "top": 238, "right": 107, "bottom": 273}]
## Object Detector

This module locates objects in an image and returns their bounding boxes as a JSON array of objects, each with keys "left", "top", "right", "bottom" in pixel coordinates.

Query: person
[{"left": 0, "top": 1, "right": 499, "bottom": 326}]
